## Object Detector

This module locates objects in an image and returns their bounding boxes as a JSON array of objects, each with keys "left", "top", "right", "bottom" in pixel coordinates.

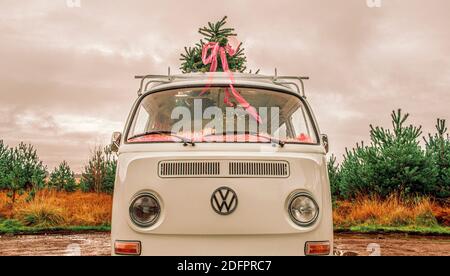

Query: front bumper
[{"left": 112, "top": 232, "right": 333, "bottom": 256}]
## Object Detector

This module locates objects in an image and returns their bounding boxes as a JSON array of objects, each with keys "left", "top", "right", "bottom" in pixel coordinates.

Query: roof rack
[{"left": 135, "top": 68, "right": 309, "bottom": 97}]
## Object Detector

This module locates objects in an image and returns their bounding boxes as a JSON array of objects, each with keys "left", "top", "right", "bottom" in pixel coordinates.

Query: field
[
  {"left": 0, "top": 233, "right": 448, "bottom": 256},
  {"left": 0, "top": 190, "right": 449, "bottom": 235},
  {"left": 333, "top": 196, "right": 450, "bottom": 235},
  {"left": 0, "top": 190, "right": 449, "bottom": 256},
  {"left": 0, "top": 190, "right": 112, "bottom": 233}
]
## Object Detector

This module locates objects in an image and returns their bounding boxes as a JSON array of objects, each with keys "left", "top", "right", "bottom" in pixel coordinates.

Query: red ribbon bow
[{"left": 201, "top": 41, "right": 262, "bottom": 123}]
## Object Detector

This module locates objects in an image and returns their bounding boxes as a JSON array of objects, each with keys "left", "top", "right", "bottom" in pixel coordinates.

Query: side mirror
[
  {"left": 321, "top": 134, "right": 329, "bottom": 153},
  {"left": 111, "top": 132, "right": 122, "bottom": 152}
]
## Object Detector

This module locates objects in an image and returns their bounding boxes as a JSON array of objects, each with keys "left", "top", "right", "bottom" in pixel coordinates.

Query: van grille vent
[
  {"left": 159, "top": 161, "right": 220, "bottom": 177},
  {"left": 229, "top": 161, "right": 289, "bottom": 177}
]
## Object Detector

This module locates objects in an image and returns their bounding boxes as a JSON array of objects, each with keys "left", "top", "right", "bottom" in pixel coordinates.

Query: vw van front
[{"left": 111, "top": 73, "right": 333, "bottom": 256}]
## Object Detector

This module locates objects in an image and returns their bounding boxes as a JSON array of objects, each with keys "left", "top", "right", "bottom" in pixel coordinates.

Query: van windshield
[{"left": 127, "top": 87, "right": 318, "bottom": 144}]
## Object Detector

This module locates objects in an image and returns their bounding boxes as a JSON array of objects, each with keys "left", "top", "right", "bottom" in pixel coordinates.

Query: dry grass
[
  {"left": 15, "top": 201, "right": 66, "bottom": 227},
  {"left": 0, "top": 190, "right": 112, "bottom": 227},
  {"left": 1, "top": 190, "right": 448, "bottom": 230},
  {"left": 0, "top": 192, "right": 14, "bottom": 219},
  {"left": 334, "top": 195, "right": 450, "bottom": 228}
]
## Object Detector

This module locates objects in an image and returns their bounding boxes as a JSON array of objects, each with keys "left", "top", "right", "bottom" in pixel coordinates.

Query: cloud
[{"left": 0, "top": 0, "right": 449, "bottom": 170}]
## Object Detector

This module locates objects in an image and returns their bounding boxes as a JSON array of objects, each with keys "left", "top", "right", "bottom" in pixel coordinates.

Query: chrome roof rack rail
[
  {"left": 273, "top": 76, "right": 309, "bottom": 98},
  {"left": 135, "top": 67, "right": 309, "bottom": 97}
]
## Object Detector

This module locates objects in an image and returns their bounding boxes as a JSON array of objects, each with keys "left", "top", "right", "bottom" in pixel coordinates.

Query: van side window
[
  {"left": 131, "top": 105, "right": 150, "bottom": 136},
  {"left": 290, "top": 107, "right": 313, "bottom": 141}
]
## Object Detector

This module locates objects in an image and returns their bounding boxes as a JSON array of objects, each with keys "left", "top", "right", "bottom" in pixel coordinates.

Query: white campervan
[{"left": 110, "top": 72, "right": 333, "bottom": 256}]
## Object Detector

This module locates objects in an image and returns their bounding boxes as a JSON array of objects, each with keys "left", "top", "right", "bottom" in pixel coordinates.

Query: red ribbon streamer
[{"left": 201, "top": 41, "right": 262, "bottom": 123}]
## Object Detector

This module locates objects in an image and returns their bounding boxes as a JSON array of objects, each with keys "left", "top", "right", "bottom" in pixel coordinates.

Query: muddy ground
[{"left": 0, "top": 233, "right": 448, "bottom": 256}]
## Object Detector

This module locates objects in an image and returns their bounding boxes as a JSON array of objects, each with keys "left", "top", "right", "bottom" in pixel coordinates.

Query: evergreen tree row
[
  {"left": 328, "top": 109, "right": 450, "bottom": 200},
  {"left": 0, "top": 142, "right": 116, "bottom": 204}
]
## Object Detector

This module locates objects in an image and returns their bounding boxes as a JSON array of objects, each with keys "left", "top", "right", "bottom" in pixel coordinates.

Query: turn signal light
[
  {"left": 114, "top": 241, "right": 141, "bottom": 256},
  {"left": 305, "top": 241, "right": 331, "bottom": 256}
]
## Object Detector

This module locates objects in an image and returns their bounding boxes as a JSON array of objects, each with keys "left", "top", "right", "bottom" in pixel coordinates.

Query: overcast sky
[{"left": 0, "top": 0, "right": 449, "bottom": 172}]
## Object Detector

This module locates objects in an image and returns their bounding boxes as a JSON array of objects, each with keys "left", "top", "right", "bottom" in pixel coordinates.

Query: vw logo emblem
[{"left": 211, "top": 187, "right": 238, "bottom": 215}]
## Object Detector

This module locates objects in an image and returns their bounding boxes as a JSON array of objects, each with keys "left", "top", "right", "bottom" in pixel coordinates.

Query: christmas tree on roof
[{"left": 180, "top": 16, "right": 257, "bottom": 74}]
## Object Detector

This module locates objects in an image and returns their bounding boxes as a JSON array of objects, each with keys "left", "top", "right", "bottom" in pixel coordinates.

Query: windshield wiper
[
  {"left": 205, "top": 131, "right": 285, "bottom": 148},
  {"left": 128, "top": 131, "right": 195, "bottom": 146},
  {"left": 269, "top": 136, "right": 286, "bottom": 148}
]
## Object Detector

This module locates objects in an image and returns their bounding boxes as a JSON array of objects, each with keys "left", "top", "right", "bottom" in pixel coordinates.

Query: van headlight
[
  {"left": 288, "top": 192, "right": 319, "bottom": 226},
  {"left": 129, "top": 193, "right": 161, "bottom": 227}
]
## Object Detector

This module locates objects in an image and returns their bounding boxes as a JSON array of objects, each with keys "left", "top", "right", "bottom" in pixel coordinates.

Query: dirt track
[
  {"left": 0, "top": 233, "right": 448, "bottom": 256},
  {"left": 334, "top": 233, "right": 450, "bottom": 256}
]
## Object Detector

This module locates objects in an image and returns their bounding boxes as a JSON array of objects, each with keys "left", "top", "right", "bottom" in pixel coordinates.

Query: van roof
[{"left": 135, "top": 72, "right": 309, "bottom": 98}]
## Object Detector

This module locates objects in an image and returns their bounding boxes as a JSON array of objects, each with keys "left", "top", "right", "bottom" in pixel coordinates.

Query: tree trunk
[{"left": 11, "top": 190, "right": 16, "bottom": 204}]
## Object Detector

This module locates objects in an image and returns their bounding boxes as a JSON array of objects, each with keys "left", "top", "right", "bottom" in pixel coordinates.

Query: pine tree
[
  {"left": 180, "top": 16, "right": 249, "bottom": 73},
  {"left": 338, "top": 109, "right": 435, "bottom": 199},
  {"left": 102, "top": 146, "right": 117, "bottom": 194},
  {"left": 2, "top": 142, "right": 47, "bottom": 203},
  {"left": 48, "top": 161, "right": 77, "bottom": 192},
  {"left": 424, "top": 119, "right": 450, "bottom": 198},
  {"left": 0, "top": 140, "right": 9, "bottom": 190},
  {"left": 327, "top": 154, "right": 342, "bottom": 200},
  {"left": 80, "top": 146, "right": 116, "bottom": 194},
  {"left": 339, "top": 141, "right": 375, "bottom": 198},
  {"left": 368, "top": 110, "right": 435, "bottom": 197}
]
